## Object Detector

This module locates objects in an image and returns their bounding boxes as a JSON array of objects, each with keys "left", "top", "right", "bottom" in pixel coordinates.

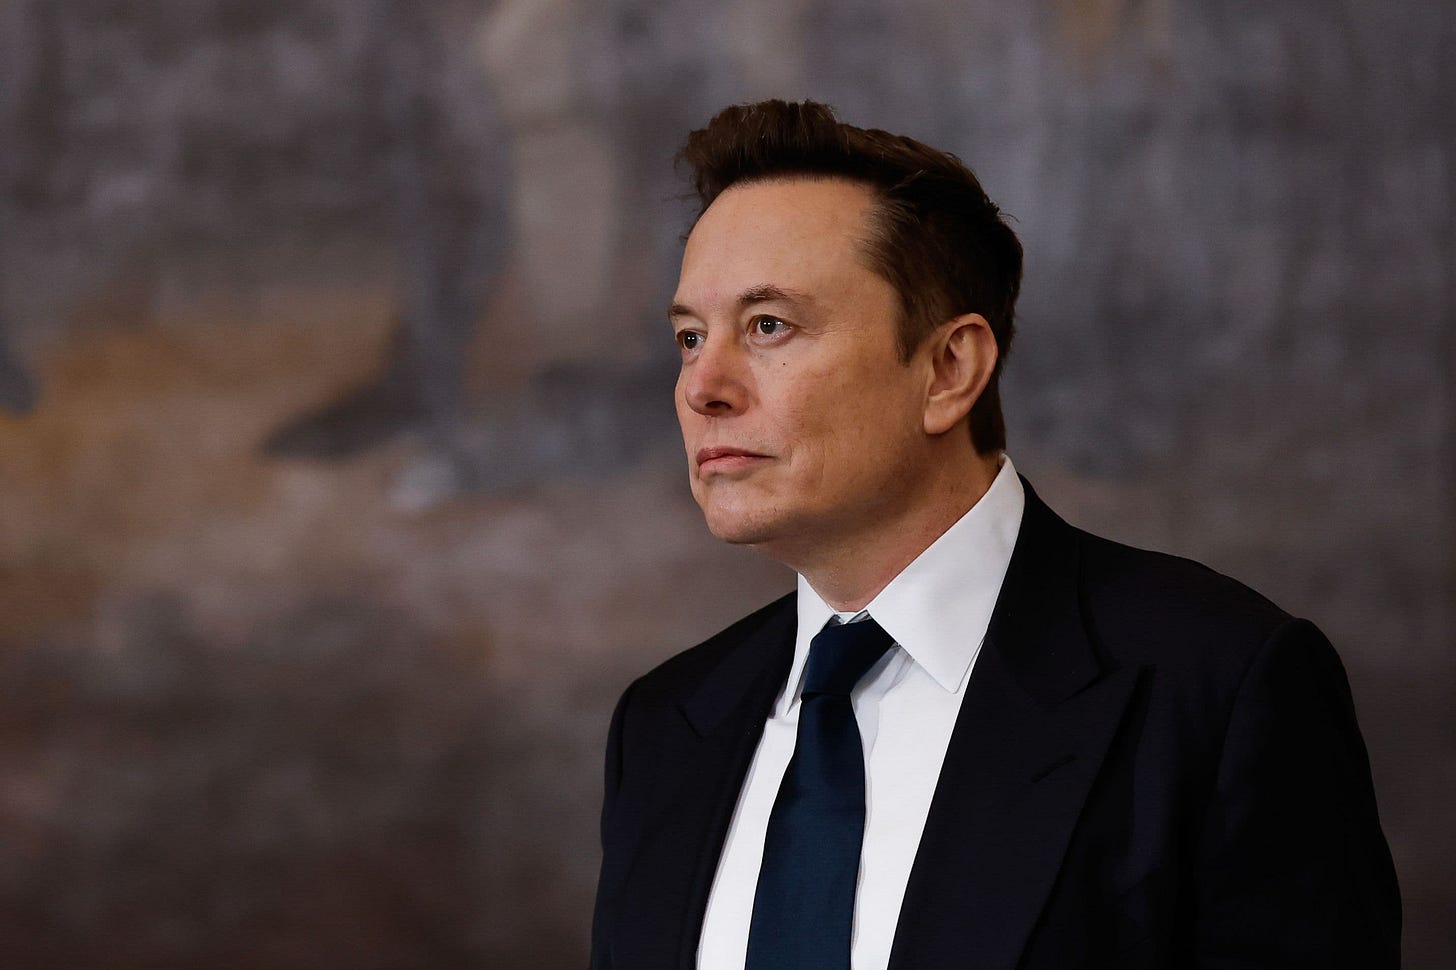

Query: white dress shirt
[{"left": 697, "top": 457, "right": 1026, "bottom": 970}]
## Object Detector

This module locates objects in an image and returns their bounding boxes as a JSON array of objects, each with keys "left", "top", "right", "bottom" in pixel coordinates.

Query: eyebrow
[{"left": 668, "top": 283, "right": 817, "bottom": 322}]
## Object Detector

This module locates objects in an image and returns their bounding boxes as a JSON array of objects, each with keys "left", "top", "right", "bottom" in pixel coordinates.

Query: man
[{"left": 590, "top": 100, "right": 1400, "bottom": 969}]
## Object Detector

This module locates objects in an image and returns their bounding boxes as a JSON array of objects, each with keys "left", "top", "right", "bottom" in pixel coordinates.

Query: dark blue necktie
[{"left": 745, "top": 616, "right": 894, "bottom": 970}]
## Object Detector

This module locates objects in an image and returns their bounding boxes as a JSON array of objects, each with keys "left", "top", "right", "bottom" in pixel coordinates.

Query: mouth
[{"left": 696, "top": 446, "right": 770, "bottom": 475}]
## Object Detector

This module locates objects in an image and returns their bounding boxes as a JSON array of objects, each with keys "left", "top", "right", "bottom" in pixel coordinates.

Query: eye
[
  {"left": 676, "top": 330, "right": 703, "bottom": 351},
  {"left": 751, "top": 316, "right": 788, "bottom": 337}
]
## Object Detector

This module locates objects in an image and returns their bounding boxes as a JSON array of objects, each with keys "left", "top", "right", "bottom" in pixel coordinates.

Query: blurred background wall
[{"left": 0, "top": 0, "right": 1450, "bottom": 966}]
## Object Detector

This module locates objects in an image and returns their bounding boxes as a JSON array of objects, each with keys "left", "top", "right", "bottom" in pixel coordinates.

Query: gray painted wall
[{"left": 0, "top": 1, "right": 1450, "bottom": 965}]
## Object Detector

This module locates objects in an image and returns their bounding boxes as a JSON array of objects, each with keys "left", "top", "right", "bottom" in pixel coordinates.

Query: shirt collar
[{"left": 786, "top": 456, "right": 1025, "bottom": 710}]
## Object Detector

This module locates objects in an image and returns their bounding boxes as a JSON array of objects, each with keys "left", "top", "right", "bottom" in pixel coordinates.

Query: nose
[{"left": 680, "top": 336, "right": 750, "bottom": 416}]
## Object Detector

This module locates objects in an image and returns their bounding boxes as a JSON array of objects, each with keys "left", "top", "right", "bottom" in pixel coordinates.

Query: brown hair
[{"left": 678, "top": 100, "right": 1023, "bottom": 454}]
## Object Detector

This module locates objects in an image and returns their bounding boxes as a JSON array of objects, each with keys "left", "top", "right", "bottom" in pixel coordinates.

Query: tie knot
[{"left": 803, "top": 617, "right": 894, "bottom": 697}]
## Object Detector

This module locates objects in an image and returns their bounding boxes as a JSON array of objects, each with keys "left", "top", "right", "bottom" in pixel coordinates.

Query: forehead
[{"left": 675, "top": 178, "right": 881, "bottom": 308}]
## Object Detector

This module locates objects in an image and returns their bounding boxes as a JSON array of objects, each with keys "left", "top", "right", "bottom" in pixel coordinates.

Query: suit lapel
[
  {"left": 888, "top": 484, "right": 1139, "bottom": 970},
  {"left": 614, "top": 597, "right": 796, "bottom": 970}
]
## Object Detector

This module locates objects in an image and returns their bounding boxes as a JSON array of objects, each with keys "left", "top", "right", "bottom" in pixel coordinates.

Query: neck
[{"left": 778, "top": 449, "right": 1002, "bottom": 613}]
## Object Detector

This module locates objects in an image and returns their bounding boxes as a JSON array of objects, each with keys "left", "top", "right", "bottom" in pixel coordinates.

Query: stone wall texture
[{"left": 0, "top": 0, "right": 1451, "bottom": 966}]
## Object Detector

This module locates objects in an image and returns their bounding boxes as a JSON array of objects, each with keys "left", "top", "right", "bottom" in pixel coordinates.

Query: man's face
[{"left": 670, "top": 178, "right": 936, "bottom": 562}]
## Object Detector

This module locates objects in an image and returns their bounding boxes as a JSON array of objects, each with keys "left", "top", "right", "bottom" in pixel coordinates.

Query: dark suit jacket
[{"left": 590, "top": 483, "right": 1401, "bottom": 969}]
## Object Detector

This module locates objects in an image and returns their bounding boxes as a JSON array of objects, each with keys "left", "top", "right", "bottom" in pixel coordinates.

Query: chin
[
  {"left": 704, "top": 514, "right": 773, "bottom": 547},
  {"left": 699, "top": 501, "right": 784, "bottom": 548}
]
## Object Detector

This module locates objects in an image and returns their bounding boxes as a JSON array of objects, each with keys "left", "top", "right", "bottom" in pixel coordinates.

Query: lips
[{"left": 696, "top": 446, "right": 770, "bottom": 473}]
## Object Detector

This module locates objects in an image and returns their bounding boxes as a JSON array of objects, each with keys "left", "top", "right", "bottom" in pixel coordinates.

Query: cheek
[
  {"left": 798, "top": 381, "right": 917, "bottom": 482},
  {"left": 776, "top": 385, "right": 854, "bottom": 492}
]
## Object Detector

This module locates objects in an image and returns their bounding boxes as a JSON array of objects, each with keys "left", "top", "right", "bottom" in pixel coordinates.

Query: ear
[{"left": 921, "top": 312, "right": 998, "bottom": 436}]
